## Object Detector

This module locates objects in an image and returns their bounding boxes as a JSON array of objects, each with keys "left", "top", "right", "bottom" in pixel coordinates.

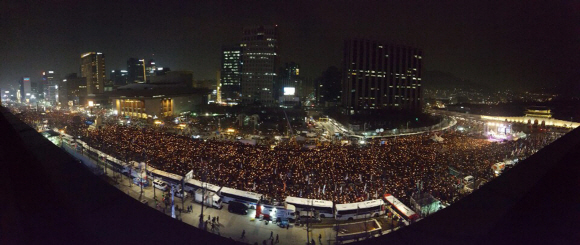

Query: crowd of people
[{"left": 14, "top": 108, "right": 562, "bottom": 205}]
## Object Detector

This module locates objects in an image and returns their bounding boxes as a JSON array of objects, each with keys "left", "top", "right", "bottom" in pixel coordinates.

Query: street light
[
  {"left": 139, "top": 162, "right": 144, "bottom": 200},
  {"left": 153, "top": 176, "right": 156, "bottom": 200},
  {"left": 198, "top": 158, "right": 206, "bottom": 229}
]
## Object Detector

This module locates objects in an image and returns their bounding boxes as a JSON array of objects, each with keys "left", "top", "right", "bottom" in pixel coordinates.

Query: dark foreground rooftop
[
  {"left": 1, "top": 106, "right": 579, "bottom": 244},
  {"left": 0, "top": 107, "right": 243, "bottom": 245},
  {"left": 360, "top": 126, "right": 580, "bottom": 244}
]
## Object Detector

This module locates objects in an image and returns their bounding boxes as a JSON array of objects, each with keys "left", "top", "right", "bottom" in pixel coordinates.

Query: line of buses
[{"left": 61, "top": 133, "right": 419, "bottom": 224}]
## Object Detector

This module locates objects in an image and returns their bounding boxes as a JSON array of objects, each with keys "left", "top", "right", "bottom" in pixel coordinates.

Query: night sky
[{"left": 1, "top": 0, "right": 578, "bottom": 90}]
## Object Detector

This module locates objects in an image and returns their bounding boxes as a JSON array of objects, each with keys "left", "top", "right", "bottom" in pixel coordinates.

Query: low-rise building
[{"left": 110, "top": 87, "right": 210, "bottom": 119}]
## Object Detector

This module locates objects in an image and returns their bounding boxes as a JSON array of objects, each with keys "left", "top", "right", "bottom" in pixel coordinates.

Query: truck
[
  {"left": 194, "top": 189, "right": 222, "bottom": 209},
  {"left": 260, "top": 203, "right": 297, "bottom": 222},
  {"left": 275, "top": 204, "right": 296, "bottom": 222}
]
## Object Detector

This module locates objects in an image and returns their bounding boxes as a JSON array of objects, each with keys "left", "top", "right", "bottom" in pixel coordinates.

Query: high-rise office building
[
  {"left": 43, "top": 71, "right": 60, "bottom": 104},
  {"left": 80, "top": 52, "right": 105, "bottom": 94},
  {"left": 342, "top": 39, "right": 422, "bottom": 114},
  {"left": 145, "top": 59, "right": 157, "bottom": 81},
  {"left": 220, "top": 45, "right": 243, "bottom": 102},
  {"left": 30, "top": 80, "right": 40, "bottom": 99},
  {"left": 60, "top": 73, "right": 87, "bottom": 106},
  {"left": 240, "top": 25, "right": 278, "bottom": 105},
  {"left": 216, "top": 70, "right": 222, "bottom": 103},
  {"left": 19, "top": 77, "right": 31, "bottom": 103},
  {"left": 315, "top": 66, "right": 342, "bottom": 106},
  {"left": 276, "top": 62, "right": 301, "bottom": 97},
  {"left": 127, "top": 58, "right": 146, "bottom": 84},
  {"left": 110, "top": 69, "right": 129, "bottom": 86}
]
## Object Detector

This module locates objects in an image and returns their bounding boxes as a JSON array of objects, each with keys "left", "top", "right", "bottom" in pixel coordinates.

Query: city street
[{"left": 315, "top": 119, "right": 353, "bottom": 139}]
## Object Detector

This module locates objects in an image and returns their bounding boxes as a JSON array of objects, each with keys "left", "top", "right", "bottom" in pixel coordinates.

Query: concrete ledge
[{"left": 0, "top": 107, "right": 243, "bottom": 245}]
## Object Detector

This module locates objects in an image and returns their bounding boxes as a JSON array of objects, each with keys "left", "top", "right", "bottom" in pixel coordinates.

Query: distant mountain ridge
[
  {"left": 556, "top": 71, "right": 580, "bottom": 99},
  {"left": 422, "top": 71, "right": 492, "bottom": 91}
]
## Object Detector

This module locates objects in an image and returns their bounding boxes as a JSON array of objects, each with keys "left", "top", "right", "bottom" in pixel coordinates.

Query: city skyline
[{"left": 1, "top": 0, "right": 579, "bottom": 91}]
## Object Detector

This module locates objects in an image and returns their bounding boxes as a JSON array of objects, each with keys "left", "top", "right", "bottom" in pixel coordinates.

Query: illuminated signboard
[{"left": 283, "top": 87, "right": 295, "bottom": 96}]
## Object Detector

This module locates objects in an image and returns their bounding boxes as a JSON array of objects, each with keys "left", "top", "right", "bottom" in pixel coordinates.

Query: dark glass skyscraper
[
  {"left": 240, "top": 25, "right": 278, "bottom": 105},
  {"left": 342, "top": 39, "right": 422, "bottom": 114},
  {"left": 276, "top": 62, "right": 301, "bottom": 99},
  {"left": 127, "top": 58, "right": 145, "bottom": 84},
  {"left": 60, "top": 73, "right": 87, "bottom": 106},
  {"left": 110, "top": 69, "right": 128, "bottom": 86},
  {"left": 220, "top": 46, "right": 243, "bottom": 102}
]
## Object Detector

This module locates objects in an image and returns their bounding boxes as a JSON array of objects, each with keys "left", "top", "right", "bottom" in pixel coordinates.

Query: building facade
[
  {"left": 19, "top": 77, "right": 31, "bottom": 103},
  {"left": 43, "top": 71, "right": 60, "bottom": 104},
  {"left": 145, "top": 59, "right": 157, "bottom": 81},
  {"left": 220, "top": 46, "right": 243, "bottom": 102},
  {"left": 110, "top": 69, "right": 128, "bottom": 86},
  {"left": 316, "top": 66, "right": 342, "bottom": 107},
  {"left": 240, "top": 25, "right": 278, "bottom": 105},
  {"left": 127, "top": 58, "right": 146, "bottom": 84},
  {"left": 60, "top": 73, "right": 87, "bottom": 106},
  {"left": 342, "top": 39, "right": 422, "bottom": 114},
  {"left": 276, "top": 62, "right": 302, "bottom": 106},
  {"left": 80, "top": 52, "right": 105, "bottom": 95},
  {"left": 30, "top": 80, "right": 40, "bottom": 100},
  {"left": 113, "top": 91, "right": 206, "bottom": 119}
]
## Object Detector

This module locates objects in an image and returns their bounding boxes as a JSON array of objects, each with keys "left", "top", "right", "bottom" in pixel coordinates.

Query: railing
[{"left": 352, "top": 117, "right": 457, "bottom": 139}]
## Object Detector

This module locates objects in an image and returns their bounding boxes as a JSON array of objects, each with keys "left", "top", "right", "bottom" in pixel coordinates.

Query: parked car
[
  {"left": 228, "top": 201, "right": 249, "bottom": 215},
  {"left": 153, "top": 179, "right": 168, "bottom": 191}
]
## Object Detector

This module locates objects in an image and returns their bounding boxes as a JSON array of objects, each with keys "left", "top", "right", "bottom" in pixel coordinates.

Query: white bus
[
  {"left": 184, "top": 178, "right": 203, "bottom": 192},
  {"left": 284, "top": 196, "right": 334, "bottom": 218},
  {"left": 219, "top": 186, "right": 263, "bottom": 208},
  {"left": 76, "top": 140, "right": 87, "bottom": 150},
  {"left": 335, "top": 199, "right": 385, "bottom": 221},
  {"left": 104, "top": 155, "right": 128, "bottom": 172},
  {"left": 383, "top": 194, "right": 419, "bottom": 224},
  {"left": 149, "top": 168, "right": 183, "bottom": 186},
  {"left": 61, "top": 133, "right": 74, "bottom": 145},
  {"left": 204, "top": 182, "right": 221, "bottom": 194},
  {"left": 184, "top": 179, "right": 222, "bottom": 195}
]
